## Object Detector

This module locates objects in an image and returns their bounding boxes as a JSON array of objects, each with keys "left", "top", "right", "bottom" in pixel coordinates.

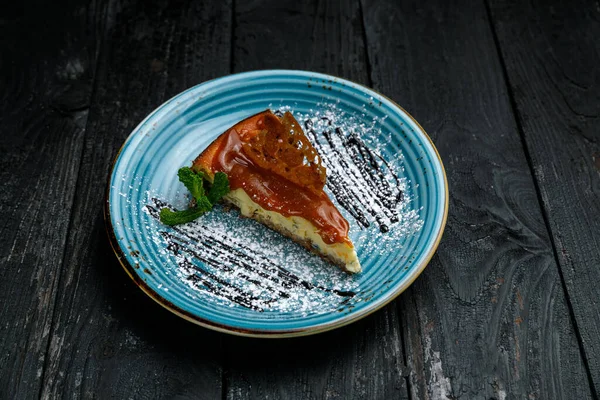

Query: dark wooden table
[{"left": 2, "top": 0, "right": 599, "bottom": 398}]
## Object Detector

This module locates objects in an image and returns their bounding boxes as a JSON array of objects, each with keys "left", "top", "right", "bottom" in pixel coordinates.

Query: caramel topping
[
  {"left": 239, "top": 112, "right": 326, "bottom": 194},
  {"left": 195, "top": 110, "right": 350, "bottom": 245}
]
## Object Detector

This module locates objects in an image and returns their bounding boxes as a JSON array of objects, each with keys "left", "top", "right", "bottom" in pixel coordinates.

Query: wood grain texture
[
  {"left": 362, "top": 0, "right": 593, "bottom": 398},
  {"left": 0, "top": 1, "right": 105, "bottom": 397},
  {"left": 39, "top": 1, "right": 232, "bottom": 398},
  {"left": 228, "top": 1, "right": 408, "bottom": 399},
  {"left": 233, "top": 0, "right": 369, "bottom": 79},
  {"left": 3, "top": 1, "right": 596, "bottom": 398},
  {"left": 226, "top": 305, "right": 407, "bottom": 400},
  {"left": 488, "top": 0, "right": 600, "bottom": 392}
]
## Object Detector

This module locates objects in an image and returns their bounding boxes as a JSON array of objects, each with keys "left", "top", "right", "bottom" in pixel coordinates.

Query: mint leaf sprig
[{"left": 159, "top": 167, "right": 230, "bottom": 226}]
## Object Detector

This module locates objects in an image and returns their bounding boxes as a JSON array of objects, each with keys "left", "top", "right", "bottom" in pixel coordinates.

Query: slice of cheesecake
[{"left": 192, "top": 110, "right": 361, "bottom": 273}]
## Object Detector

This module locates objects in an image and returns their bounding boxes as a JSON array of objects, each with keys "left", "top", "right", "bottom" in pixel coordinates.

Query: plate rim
[{"left": 104, "top": 69, "right": 449, "bottom": 338}]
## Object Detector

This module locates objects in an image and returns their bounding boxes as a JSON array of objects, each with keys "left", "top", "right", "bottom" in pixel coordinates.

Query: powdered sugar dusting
[{"left": 144, "top": 199, "right": 356, "bottom": 314}]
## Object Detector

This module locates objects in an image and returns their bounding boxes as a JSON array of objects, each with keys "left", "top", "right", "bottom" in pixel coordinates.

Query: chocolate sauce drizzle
[
  {"left": 146, "top": 199, "right": 354, "bottom": 312},
  {"left": 304, "top": 117, "right": 403, "bottom": 233}
]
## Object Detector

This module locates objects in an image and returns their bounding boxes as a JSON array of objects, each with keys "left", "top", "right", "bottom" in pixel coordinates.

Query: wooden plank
[
  {"left": 0, "top": 1, "right": 106, "bottom": 397},
  {"left": 233, "top": 0, "right": 369, "bottom": 79},
  {"left": 227, "top": 0, "right": 409, "bottom": 399},
  {"left": 362, "top": 0, "right": 594, "bottom": 398},
  {"left": 488, "top": 0, "right": 600, "bottom": 391},
  {"left": 226, "top": 305, "right": 407, "bottom": 400},
  {"left": 39, "top": 1, "right": 232, "bottom": 398}
]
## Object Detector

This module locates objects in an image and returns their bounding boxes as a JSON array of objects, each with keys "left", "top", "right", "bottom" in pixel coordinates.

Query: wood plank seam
[
  {"left": 357, "top": 0, "right": 374, "bottom": 92},
  {"left": 482, "top": 1, "right": 599, "bottom": 398},
  {"left": 230, "top": 0, "right": 237, "bottom": 74},
  {"left": 395, "top": 300, "right": 414, "bottom": 400}
]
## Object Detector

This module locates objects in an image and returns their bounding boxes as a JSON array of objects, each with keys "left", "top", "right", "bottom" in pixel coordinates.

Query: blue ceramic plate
[{"left": 106, "top": 70, "right": 448, "bottom": 337}]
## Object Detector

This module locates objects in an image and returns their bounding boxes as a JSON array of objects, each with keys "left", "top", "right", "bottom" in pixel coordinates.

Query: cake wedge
[{"left": 192, "top": 110, "right": 361, "bottom": 273}]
